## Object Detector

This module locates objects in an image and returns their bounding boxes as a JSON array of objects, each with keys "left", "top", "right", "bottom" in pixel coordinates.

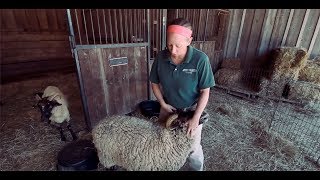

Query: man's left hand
[{"left": 187, "top": 117, "right": 200, "bottom": 137}]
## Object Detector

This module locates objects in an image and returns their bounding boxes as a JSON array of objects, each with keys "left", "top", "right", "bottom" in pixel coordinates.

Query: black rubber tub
[
  {"left": 139, "top": 100, "right": 160, "bottom": 118},
  {"left": 57, "top": 139, "right": 99, "bottom": 171}
]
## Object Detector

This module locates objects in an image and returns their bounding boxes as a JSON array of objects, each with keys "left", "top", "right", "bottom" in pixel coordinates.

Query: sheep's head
[
  {"left": 34, "top": 93, "right": 62, "bottom": 122},
  {"left": 165, "top": 110, "right": 209, "bottom": 130},
  {"left": 165, "top": 110, "right": 194, "bottom": 130}
]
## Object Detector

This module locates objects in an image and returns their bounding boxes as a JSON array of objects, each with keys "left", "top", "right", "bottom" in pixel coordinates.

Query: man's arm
[
  {"left": 187, "top": 87, "right": 210, "bottom": 136},
  {"left": 151, "top": 83, "right": 176, "bottom": 113}
]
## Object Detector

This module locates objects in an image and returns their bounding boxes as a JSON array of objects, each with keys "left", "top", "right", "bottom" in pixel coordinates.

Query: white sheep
[
  {"left": 35, "top": 86, "right": 77, "bottom": 141},
  {"left": 92, "top": 113, "right": 199, "bottom": 171}
]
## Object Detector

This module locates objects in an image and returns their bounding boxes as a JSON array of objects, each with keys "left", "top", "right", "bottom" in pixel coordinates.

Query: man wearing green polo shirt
[{"left": 149, "top": 18, "right": 215, "bottom": 171}]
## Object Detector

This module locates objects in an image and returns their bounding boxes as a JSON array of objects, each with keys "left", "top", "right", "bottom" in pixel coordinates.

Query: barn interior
[{"left": 1, "top": 9, "right": 319, "bottom": 171}]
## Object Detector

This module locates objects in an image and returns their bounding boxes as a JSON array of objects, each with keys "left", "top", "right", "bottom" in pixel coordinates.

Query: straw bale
[
  {"left": 258, "top": 77, "right": 289, "bottom": 98},
  {"left": 269, "top": 47, "right": 308, "bottom": 80},
  {"left": 298, "top": 59, "right": 320, "bottom": 85},
  {"left": 287, "top": 81, "right": 320, "bottom": 103},
  {"left": 220, "top": 58, "right": 241, "bottom": 70},
  {"left": 214, "top": 68, "right": 246, "bottom": 90}
]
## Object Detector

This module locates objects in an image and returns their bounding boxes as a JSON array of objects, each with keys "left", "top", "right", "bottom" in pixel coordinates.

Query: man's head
[{"left": 166, "top": 18, "right": 193, "bottom": 61}]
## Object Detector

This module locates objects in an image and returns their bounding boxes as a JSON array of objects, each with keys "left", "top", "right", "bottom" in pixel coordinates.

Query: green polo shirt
[{"left": 150, "top": 46, "right": 215, "bottom": 109}]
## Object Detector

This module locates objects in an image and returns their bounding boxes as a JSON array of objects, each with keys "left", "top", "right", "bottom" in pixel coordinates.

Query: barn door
[{"left": 66, "top": 9, "right": 161, "bottom": 129}]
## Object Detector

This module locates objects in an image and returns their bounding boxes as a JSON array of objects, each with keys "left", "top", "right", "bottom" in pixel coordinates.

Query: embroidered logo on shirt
[{"left": 182, "top": 69, "right": 197, "bottom": 74}]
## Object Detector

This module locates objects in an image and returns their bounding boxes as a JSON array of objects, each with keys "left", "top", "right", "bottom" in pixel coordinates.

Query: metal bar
[
  {"left": 281, "top": 9, "right": 295, "bottom": 46},
  {"left": 162, "top": 9, "right": 167, "bottom": 50},
  {"left": 119, "top": 9, "right": 124, "bottom": 43},
  {"left": 308, "top": 13, "right": 320, "bottom": 54},
  {"left": 130, "top": 9, "right": 133, "bottom": 43},
  {"left": 66, "top": 9, "right": 90, "bottom": 131},
  {"left": 89, "top": 9, "right": 95, "bottom": 44},
  {"left": 147, "top": 9, "right": 151, "bottom": 100},
  {"left": 235, "top": 9, "right": 246, "bottom": 57},
  {"left": 203, "top": 9, "right": 209, "bottom": 41},
  {"left": 76, "top": 42, "right": 149, "bottom": 49},
  {"left": 96, "top": 9, "right": 102, "bottom": 44},
  {"left": 198, "top": 9, "right": 202, "bottom": 41},
  {"left": 74, "top": 9, "right": 82, "bottom": 45},
  {"left": 139, "top": 9, "right": 142, "bottom": 43},
  {"left": 296, "top": 9, "right": 310, "bottom": 47},
  {"left": 176, "top": 9, "right": 179, "bottom": 18},
  {"left": 108, "top": 9, "right": 113, "bottom": 44},
  {"left": 125, "top": 9, "right": 128, "bottom": 43},
  {"left": 82, "top": 9, "right": 89, "bottom": 44},
  {"left": 102, "top": 9, "right": 108, "bottom": 44},
  {"left": 113, "top": 9, "right": 119, "bottom": 43}
]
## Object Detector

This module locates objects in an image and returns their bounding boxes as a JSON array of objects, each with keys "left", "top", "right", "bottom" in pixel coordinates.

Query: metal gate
[{"left": 66, "top": 9, "right": 166, "bottom": 129}]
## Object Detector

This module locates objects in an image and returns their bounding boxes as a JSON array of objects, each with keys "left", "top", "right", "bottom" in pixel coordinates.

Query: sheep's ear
[{"left": 35, "top": 92, "right": 43, "bottom": 101}]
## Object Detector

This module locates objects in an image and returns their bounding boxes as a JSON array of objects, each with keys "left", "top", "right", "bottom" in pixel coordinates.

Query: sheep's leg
[
  {"left": 58, "top": 126, "right": 66, "bottom": 141},
  {"left": 67, "top": 123, "right": 77, "bottom": 141}
]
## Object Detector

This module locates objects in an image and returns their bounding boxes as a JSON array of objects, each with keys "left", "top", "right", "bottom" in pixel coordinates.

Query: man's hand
[
  {"left": 187, "top": 116, "right": 200, "bottom": 137},
  {"left": 161, "top": 103, "right": 176, "bottom": 113}
]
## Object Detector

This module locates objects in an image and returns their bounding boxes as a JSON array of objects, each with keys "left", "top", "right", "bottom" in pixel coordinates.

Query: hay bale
[
  {"left": 270, "top": 47, "right": 308, "bottom": 80},
  {"left": 287, "top": 81, "right": 320, "bottom": 103},
  {"left": 220, "top": 58, "right": 241, "bottom": 70},
  {"left": 298, "top": 59, "right": 320, "bottom": 85},
  {"left": 258, "top": 77, "right": 289, "bottom": 98},
  {"left": 214, "top": 68, "right": 244, "bottom": 89}
]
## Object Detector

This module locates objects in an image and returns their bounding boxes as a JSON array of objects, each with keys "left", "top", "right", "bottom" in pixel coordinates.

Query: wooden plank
[
  {"left": 120, "top": 47, "right": 132, "bottom": 113},
  {"left": 1, "top": 58, "right": 75, "bottom": 83},
  {"left": 25, "top": 9, "right": 40, "bottom": 32},
  {"left": 127, "top": 47, "right": 139, "bottom": 110},
  {"left": 1, "top": 9, "right": 17, "bottom": 30},
  {"left": 1, "top": 41, "right": 70, "bottom": 49},
  {"left": 268, "top": 9, "right": 291, "bottom": 50},
  {"left": 238, "top": 9, "right": 254, "bottom": 65},
  {"left": 296, "top": 9, "right": 310, "bottom": 47},
  {"left": 56, "top": 9, "right": 67, "bottom": 31},
  {"left": 225, "top": 9, "right": 243, "bottom": 58},
  {"left": 47, "top": 9, "right": 59, "bottom": 31},
  {"left": 235, "top": 9, "right": 247, "bottom": 58},
  {"left": 77, "top": 49, "right": 107, "bottom": 127},
  {"left": 216, "top": 10, "right": 229, "bottom": 51},
  {"left": 298, "top": 9, "right": 320, "bottom": 51},
  {"left": 309, "top": 27, "right": 320, "bottom": 59},
  {"left": 2, "top": 32, "right": 68, "bottom": 42},
  {"left": 308, "top": 13, "right": 320, "bottom": 55},
  {"left": 36, "top": 9, "right": 49, "bottom": 31},
  {"left": 281, "top": 9, "right": 295, "bottom": 46},
  {"left": 258, "top": 9, "right": 277, "bottom": 55},
  {"left": 245, "top": 9, "right": 266, "bottom": 63},
  {"left": 12, "top": 9, "right": 29, "bottom": 32},
  {"left": 96, "top": 48, "right": 109, "bottom": 116},
  {"left": 285, "top": 9, "right": 306, "bottom": 47},
  {"left": 2, "top": 48, "right": 72, "bottom": 64}
]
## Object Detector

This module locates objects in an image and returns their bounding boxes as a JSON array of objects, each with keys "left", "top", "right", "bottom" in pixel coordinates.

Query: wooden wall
[
  {"left": 1, "top": 9, "right": 74, "bottom": 83},
  {"left": 223, "top": 9, "right": 320, "bottom": 64}
]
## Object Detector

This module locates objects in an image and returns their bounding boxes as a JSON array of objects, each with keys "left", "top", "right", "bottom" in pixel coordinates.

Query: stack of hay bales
[
  {"left": 214, "top": 58, "right": 248, "bottom": 90},
  {"left": 258, "top": 47, "right": 308, "bottom": 98},
  {"left": 287, "top": 57, "right": 320, "bottom": 103}
]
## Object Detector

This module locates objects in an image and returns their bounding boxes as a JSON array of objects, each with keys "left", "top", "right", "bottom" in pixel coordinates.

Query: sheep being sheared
[
  {"left": 34, "top": 86, "right": 77, "bottom": 141},
  {"left": 92, "top": 110, "right": 209, "bottom": 171}
]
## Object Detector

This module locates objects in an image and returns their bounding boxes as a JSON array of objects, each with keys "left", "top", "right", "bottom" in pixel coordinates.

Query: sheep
[
  {"left": 34, "top": 86, "right": 77, "bottom": 141},
  {"left": 92, "top": 110, "right": 209, "bottom": 171}
]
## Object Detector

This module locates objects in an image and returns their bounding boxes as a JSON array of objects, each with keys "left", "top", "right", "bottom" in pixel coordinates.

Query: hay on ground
[
  {"left": 287, "top": 80, "right": 320, "bottom": 103},
  {"left": 258, "top": 77, "right": 290, "bottom": 98},
  {"left": 298, "top": 59, "right": 320, "bottom": 85}
]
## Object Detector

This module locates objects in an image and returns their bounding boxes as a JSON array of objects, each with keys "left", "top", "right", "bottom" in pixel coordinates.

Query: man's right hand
[{"left": 161, "top": 103, "right": 177, "bottom": 113}]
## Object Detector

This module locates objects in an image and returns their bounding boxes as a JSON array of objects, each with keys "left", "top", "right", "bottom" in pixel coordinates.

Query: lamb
[
  {"left": 34, "top": 86, "right": 77, "bottom": 141},
  {"left": 92, "top": 110, "right": 209, "bottom": 171}
]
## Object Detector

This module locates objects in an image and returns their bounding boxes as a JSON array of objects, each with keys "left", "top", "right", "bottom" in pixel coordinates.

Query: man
[{"left": 149, "top": 18, "right": 215, "bottom": 171}]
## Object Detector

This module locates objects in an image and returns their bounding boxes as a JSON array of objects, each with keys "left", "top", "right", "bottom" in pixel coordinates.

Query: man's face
[{"left": 166, "top": 32, "right": 192, "bottom": 60}]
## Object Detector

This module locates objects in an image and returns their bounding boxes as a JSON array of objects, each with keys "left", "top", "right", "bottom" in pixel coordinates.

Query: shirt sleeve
[
  {"left": 198, "top": 56, "right": 215, "bottom": 89},
  {"left": 149, "top": 56, "right": 160, "bottom": 84}
]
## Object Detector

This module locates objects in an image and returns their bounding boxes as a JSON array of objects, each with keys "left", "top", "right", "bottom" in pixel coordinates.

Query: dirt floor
[{"left": 0, "top": 72, "right": 319, "bottom": 171}]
